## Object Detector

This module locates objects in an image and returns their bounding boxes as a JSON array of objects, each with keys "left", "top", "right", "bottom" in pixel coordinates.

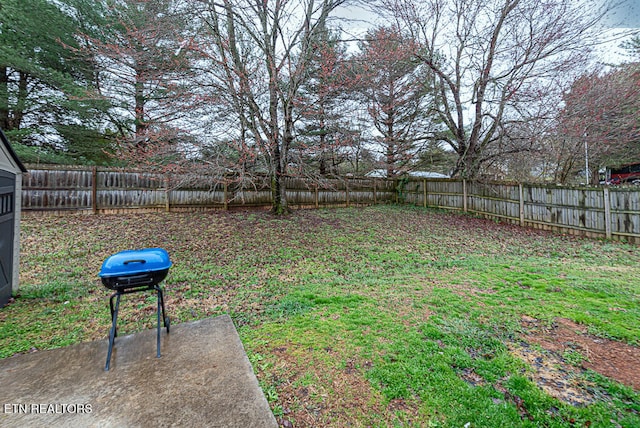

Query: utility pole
[{"left": 584, "top": 137, "right": 590, "bottom": 185}]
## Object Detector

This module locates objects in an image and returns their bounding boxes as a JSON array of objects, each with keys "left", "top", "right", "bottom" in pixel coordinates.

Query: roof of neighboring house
[
  {"left": 364, "top": 169, "right": 386, "bottom": 178},
  {"left": 365, "top": 169, "right": 449, "bottom": 179},
  {"left": 407, "top": 171, "right": 450, "bottom": 178},
  {"left": 0, "top": 128, "right": 27, "bottom": 173}
]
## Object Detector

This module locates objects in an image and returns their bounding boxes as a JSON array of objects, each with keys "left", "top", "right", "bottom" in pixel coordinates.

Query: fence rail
[
  {"left": 402, "top": 179, "right": 640, "bottom": 243},
  {"left": 20, "top": 166, "right": 640, "bottom": 243},
  {"left": 20, "top": 167, "right": 397, "bottom": 213}
]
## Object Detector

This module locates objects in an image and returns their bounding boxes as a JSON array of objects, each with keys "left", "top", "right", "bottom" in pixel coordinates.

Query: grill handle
[{"left": 123, "top": 259, "right": 147, "bottom": 265}]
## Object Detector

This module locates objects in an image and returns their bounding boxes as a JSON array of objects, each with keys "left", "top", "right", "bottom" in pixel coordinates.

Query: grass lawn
[{"left": 2, "top": 205, "right": 639, "bottom": 427}]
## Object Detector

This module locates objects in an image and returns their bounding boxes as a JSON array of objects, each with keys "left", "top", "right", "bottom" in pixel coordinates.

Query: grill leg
[
  {"left": 156, "top": 287, "right": 161, "bottom": 358},
  {"left": 154, "top": 285, "right": 169, "bottom": 358},
  {"left": 109, "top": 293, "right": 119, "bottom": 338},
  {"left": 156, "top": 286, "right": 169, "bottom": 330},
  {"left": 105, "top": 292, "right": 122, "bottom": 371}
]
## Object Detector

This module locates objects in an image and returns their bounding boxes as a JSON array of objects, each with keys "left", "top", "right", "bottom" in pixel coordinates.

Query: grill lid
[{"left": 99, "top": 248, "right": 172, "bottom": 278}]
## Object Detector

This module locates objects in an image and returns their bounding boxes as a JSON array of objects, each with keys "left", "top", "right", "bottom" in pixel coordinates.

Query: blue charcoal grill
[{"left": 99, "top": 248, "right": 172, "bottom": 371}]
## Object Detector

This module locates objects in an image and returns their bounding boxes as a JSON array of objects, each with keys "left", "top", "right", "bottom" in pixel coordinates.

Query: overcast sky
[
  {"left": 595, "top": 1, "right": 640, "bottom": 64},
  {"left": 604, "top": 0, "right": 640, "bottom": 28},
  {"left": 334, "top": 1, "right": 640, "bottom": 64},
  {"left": 335, "top": 1, "right": 640, "bottom": 34}
]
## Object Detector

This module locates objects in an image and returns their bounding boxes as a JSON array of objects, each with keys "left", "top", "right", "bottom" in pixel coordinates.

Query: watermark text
[{"left": 3, "top": 403, "right": 92, "bottom": 414}]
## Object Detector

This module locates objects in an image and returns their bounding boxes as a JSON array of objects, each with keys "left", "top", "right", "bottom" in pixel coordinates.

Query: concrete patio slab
[{"left": 0, "top": 315, "right": 277, "bottom": 427}]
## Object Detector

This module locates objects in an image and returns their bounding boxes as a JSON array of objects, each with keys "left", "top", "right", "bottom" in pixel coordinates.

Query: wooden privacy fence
[
  {"left": 20, "top": 166, "right": 640, "bottom": 243},
  {"left": 402, "top": 179, "right": 640, "bottom": 243},
  {"left": 20, "top": 166, "right": 396, "bottom": 214}
]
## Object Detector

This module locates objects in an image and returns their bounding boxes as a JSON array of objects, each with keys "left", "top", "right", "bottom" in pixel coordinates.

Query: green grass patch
[{"left": 3, "top": 206, "right": 639, "bottom": 426}]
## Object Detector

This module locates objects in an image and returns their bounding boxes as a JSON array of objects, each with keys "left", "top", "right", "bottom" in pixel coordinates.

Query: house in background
[
  {"left": 365, "top": 169, "right": 450, "bottom": 179},
  {"left": 0, "top": 129, "right": 27, "bottom": 308}
]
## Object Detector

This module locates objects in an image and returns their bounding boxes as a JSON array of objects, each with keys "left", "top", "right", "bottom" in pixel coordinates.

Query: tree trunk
[
  {"left": 12, "top": 71, "right": 28, "bottom": 131},
  {"left": 268, "top": 57, "right": 288, "bottom": 214},
  {"left": 134, "top": 73, "right": 146, "bottom": 147},
  {"left": 0, "top": 67, "right": 9, "bottom": 131},
  {"left": 0, "top": 70, "right": 28, "bottom": 132},
  {"left": 319, "top": 113, "right": 327, "bottom": 175},
  {"left": 455, "top": 145, "right": 481, "bottom": 179},
  {"left": 271, "top": 137, "right": 288, "bottom": 214}
]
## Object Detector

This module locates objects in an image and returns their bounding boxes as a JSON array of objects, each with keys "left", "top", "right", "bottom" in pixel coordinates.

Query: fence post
[
  {"left": 223, "top": 180, "right": 229, "bottom": 210},
  {"left": 373, "top": 179, "right": 377, "bottom": 205},
  {"left": 315, "top": 183, "right": 319, "bottom": 209},
  {"left": 395, "top": 178, "right": 399, "bottom": 204},
  {"left": 423, "top": 179, "right": 427, "bottom": 208},
  {"left": 91, "top": 167, "right": 98, "bottom": 214},
  {"left": 604, "top": 187, "right": 612, "bottom": 239},
  {"left": 519, "top": 183, "right": 525, "bottom": 227},
  {"left": 165, "top": 174, "right": 171, "bottom": 212},
  {"left": 345, "top": 178, "right": 350, "bottom": 208},
  {"left": 463, "top": 179, "right": 468, "bottom": 212}
]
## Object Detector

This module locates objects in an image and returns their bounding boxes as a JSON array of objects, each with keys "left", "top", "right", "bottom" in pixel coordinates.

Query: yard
[{"left": 1, "top": 205, "right": 639, "bottom": 427}]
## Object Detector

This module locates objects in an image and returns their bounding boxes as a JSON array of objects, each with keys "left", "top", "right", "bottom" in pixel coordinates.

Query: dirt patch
[
  {"left": 264, "top": 345, "right": 420, "bottom": 427},
  {"left": 514, "top": 316, "right": 640, "bottom": 401},
  {"left": 267, "top": 345, "right": 379, "bottom": 427},
  {"left": 509, "top": 342, "right": 600, "bottom": 406},
  {"left": 458, "top": 367, "right": 486, "bottom": 387}
]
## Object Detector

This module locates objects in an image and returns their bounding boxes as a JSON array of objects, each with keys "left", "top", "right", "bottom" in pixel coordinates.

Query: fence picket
[{"left": 20, "top": 167, "right": 640, "bottom": 243}]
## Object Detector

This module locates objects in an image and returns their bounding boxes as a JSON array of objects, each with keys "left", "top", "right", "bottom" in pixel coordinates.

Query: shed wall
[{"left": 13, "top": 173, "right": 21, "bottom": 294}]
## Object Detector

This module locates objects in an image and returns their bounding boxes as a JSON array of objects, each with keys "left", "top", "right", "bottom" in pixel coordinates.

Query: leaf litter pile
[{"left": 3, "top": 206, "right": 639, "bottom": 426}]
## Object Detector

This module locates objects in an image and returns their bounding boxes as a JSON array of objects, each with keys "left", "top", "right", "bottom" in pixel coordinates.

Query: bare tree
[
  {"left": 195, "top": 0, "right": 348, "bottom": 214},
  {"left": 552, "top": 65, "right": 640, "bottom": 184},
  {"left": 376, "top": 0, "right": 607, "bottom": 179}
]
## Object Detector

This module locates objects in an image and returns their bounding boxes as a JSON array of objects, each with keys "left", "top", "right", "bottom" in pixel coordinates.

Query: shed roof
[{"left": 0, "top": 128, "right": 27, "bottom": 173}]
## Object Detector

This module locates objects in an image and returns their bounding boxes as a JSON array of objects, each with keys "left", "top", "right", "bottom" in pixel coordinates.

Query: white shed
[{"left": 0, "top": 129, "right": 26, "bottom": 308}]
